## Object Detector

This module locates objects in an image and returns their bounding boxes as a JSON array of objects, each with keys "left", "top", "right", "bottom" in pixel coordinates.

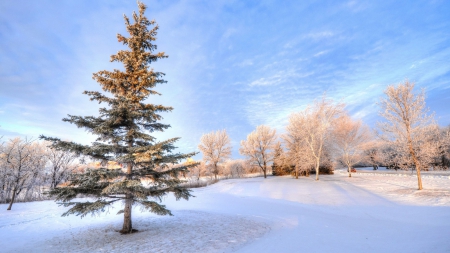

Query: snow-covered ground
[{"left": 1, "top": 172, "right": 449, "bottom": 252}]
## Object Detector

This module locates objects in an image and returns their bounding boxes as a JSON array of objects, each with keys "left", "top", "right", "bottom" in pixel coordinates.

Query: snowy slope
[{"left": 1, "top": 173, "right": 449, "bottom": 252}]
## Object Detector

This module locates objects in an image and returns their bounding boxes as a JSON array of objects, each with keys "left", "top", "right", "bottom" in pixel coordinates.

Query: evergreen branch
[
  {"left": 84, "top": 91, "right": 116, "bottom": 104},
  {"left": 134, "top": 200, "right": 172, "bottom": 216},
  {"left": 63, "top": 114, "right": 105, "bottom": 130},
  {"left": 39, "top": 136, "right": 90, "bottom": 155},
  {"left": 101, "top": 180, "right": 141, "bottom": 196},
  {"left": 59, "top": 199, "right": 120, "bottom": 218},
  {"left": 171, "top": 186, "right": 193, "bottom": 201},
  {"left": 48, "top": 185, "right": 108, "bottom": 202},
  {"left": 67, "top": 168, "right": 124, "bottom": 185}
]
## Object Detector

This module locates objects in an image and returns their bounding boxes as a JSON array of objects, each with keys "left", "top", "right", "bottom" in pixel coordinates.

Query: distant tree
[
  {"left": 272, "top": 141, "right": 292, "bottom": 176},
  {"left": 287, "top": 96, "right": 344, "bottom": 180},
  {"left": 41, "top": 2, "right": 195, "bottom": 233},
  {"left": 44, "top": 142, "right": 78, "bottom": 189},
  {"left": 332, "top": 115, "right": 371, "bottom": 177},
  {"left": 225, "top": 159, "right": 246, "bottom": 178},
  {"left": 239, "top": 125, "right": 277, "bottom": 178},
  {"left": 184, "top": 158, "right": 205, "bottom": 182},
  {"left": 282, "top": 133, "right": 314, "bottom": 179},
  {"left": 198, "top": 130, "right": 232, "bottom": 180},
  {"left": 378, "top": 80, "right": 437, "bottom": 190},
  {"left": 435, "top": 126, "right": 450, "bottom": 170},
  {"left": 0, "top": 138, "right": 46, "bottom": 210},
  {"left": 363, "top": 140, "right": 384, "bottom": 170},
  {"left": 0, "top": 136, "right": 5, "bottom": 202}
]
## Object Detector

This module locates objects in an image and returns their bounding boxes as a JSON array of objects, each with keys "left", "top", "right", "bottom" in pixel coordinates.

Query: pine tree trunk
[
  {"left": 121, "top": 195, "right": 133, "bottom": 233},
  {"left": 121, "top": 142, "right": 134, "bottom": 233},
  {"left": 6, "top": 188, "right": 16, "bottom": 210}
]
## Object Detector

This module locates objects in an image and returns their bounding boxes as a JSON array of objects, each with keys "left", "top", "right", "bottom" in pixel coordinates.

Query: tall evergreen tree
[{"left": 40, "top": 2, "right": 196, "bottom": 234}]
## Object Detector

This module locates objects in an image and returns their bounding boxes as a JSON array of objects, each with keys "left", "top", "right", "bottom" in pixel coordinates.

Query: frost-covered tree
[
  {"left": 0, "top": 138, "right": 47, "bottom": 210},
  {"left": 363, "top": 140, "right": 384, "bottom": 170},
  {"left": 240, "top": 125, "right": 277, "bottom": 178},
  {"left": 378, "top": 80, "right": 436, "bottom": 190},
  {"left": 332, "top": 115, "right": 371, "bottom": 177},
  {"left": 282, "top": 133, "right": 315, "bottom": 179},
  {"left": 287, "top": 97, "right": 344, "bottom": 180},
  {"left": 44, "top": 142, "right": 78, "bottom": 189},
  {"left": 41, "top": 2, "right": 195, "bottom": 233},
  {"left": 198, "top": 130, "right": 232, "bottom": 179},
  {"left": 225, "top": 159, "right": 246, "bottom": 178},
  {"left": 435, "top": 126, "right": 450, "bottom": 170}
]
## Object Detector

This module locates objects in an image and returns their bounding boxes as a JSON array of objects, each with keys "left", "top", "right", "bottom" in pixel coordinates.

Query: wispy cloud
[
  {"left": 344, "top": 0, "right": 370, "bottom": 12},
  {"left": 284, "top": 31, "right": 336, "bottom": 49},
  {"left": 304, "top": 31, "right": 335, "bottom": 40},
  {"left": 313, "top": 50, "right": 330, "bottom": 57},
  {"left": 248, "top": 70, "right": 313, "bottom": 87},
  {"left": 235, "top": 59, "right": 253, "bottom": 67}
]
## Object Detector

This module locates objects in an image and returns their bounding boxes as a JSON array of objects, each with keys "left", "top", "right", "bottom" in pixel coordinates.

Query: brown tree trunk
[
  {"left": 263, "top": 162, "right": 267, "bottom": 178},
  {"left": 120, "top": 142, "right": 134, "bottom": 233},
  {"left": 407, "top": 131, "right": 423, "bottom": 190},
  {"left": 7, "top": 189, "right": 16, "bottom": 210},
  {"left": 214, "top": 164, "right": 218, "bottom": 180},
  {"left": 315, "top": 159, "right": 320, "bottom": 181},
  {"left": 121, "top": 195, "right": 133, "bottom": 234},
  {"left": 416, "top": 167, "right": 423, "bottom": 190}
]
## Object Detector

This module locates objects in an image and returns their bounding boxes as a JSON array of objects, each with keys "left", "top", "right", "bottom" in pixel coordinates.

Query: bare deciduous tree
[
  {"left": 363, "top": 140, "right": 384, "bottom": 170},
  {"left": 378, "top": 80, "right": 437, "bottom": 190},
  {"left": 0, "top": 138, "right": 47, "bottom": 210},
  {"left": 225, "top": 159, "right": 246, "bottom": 178},
  {"left": 240, "top": 125, "right": 277, "bottom": 178},
  {"left": 283, "top": 133, "right": 315, "bottom": 179},
  {"left": 198, "top": 130, "right": 232, "bottom": 179},
  {"left": 0, "top": 136, "right": 6, "bottom": 202},
  {"left": 45, "top": 142, "right": 78, "bottom": 189},
  {"left": 332, "top": 115, "right": 371, "bottom": 177},
  {"left": 184, "top": 158, "right": 203, "bottom": 182},
  {"left": 287, "top": 97, "right": 344, "bottom": 180},
  {"left": 435, "top": 126, "right": 450, "bottom": 170}
]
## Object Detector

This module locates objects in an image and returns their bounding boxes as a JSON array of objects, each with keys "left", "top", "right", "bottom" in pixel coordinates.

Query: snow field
[
  {"left": 1, "top": 172, "right": 450, "bottom": 252},
  {"left": 337, "top": 169, "right": 450, "bottom": 205},
  {"left": 44, "top": 211, "right": 269, "bottom": 253}
]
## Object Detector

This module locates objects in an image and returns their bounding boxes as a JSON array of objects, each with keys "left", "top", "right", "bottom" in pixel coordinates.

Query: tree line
[
  {"left": 197, "top": 81, "right": 450, "bottom": 190},
  {"left": 0, "top": 138, "right": 82, "bottom": 209}
]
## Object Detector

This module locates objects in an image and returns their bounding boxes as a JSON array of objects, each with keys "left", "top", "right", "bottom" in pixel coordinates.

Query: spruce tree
[{"left": 40, "top": 2, "right": 196, "bottom": 234}]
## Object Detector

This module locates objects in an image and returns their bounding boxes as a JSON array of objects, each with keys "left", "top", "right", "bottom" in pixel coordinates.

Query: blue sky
[{"left": 1, "top": 0, "right": 449, "bottom": 159}]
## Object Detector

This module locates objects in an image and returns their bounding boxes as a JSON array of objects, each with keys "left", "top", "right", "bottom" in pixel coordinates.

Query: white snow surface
[{"left": 1, "top": 172, "right": 450, "bottom": 252}]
